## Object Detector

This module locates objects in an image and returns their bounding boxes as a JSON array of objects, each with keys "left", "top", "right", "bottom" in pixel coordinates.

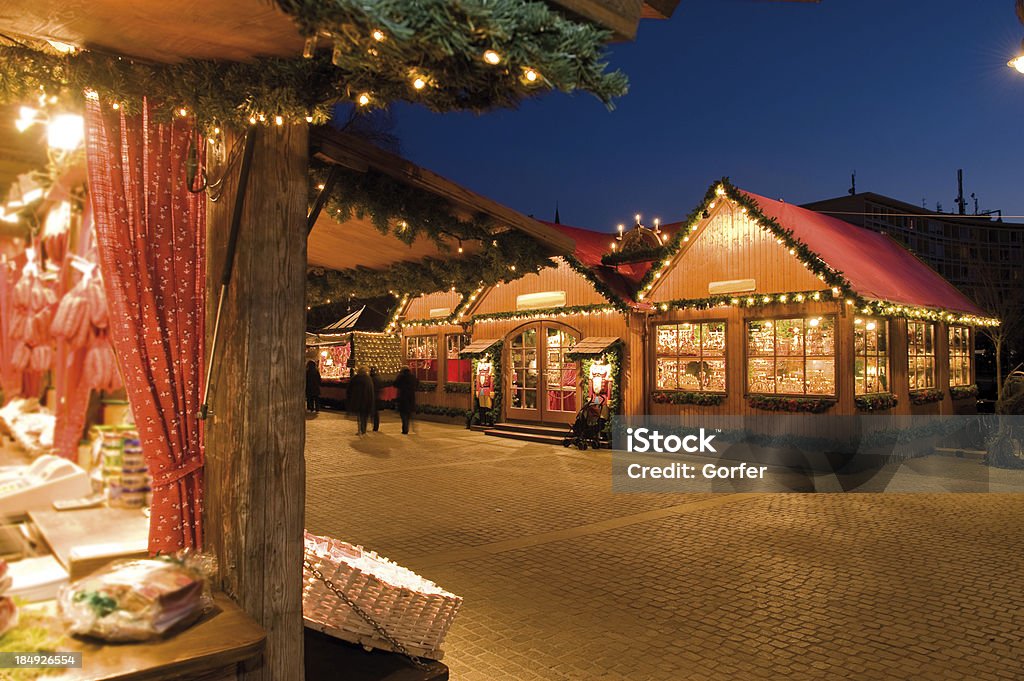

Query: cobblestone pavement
[{"left": 305, "top": 411, "right": 1024, "bottom": 680}]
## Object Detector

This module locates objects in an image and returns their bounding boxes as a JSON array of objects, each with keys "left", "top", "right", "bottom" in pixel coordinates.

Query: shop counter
[{"left": 30, "top": 593, "right": 265, "bottom": 681}]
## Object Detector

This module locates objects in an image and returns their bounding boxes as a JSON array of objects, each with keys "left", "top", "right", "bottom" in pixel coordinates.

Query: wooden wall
[
  {"left": 403, "top": 290, "right": 463, "bottom": 321},
  {"left": 649, "top": 201, "right": 823, "bottom": 301},
  {"left": 472, "top": 258, "right": 607, "bottom": 314},
  {"left": 402, "top": 323, "right": 472, "bottom": 413}
]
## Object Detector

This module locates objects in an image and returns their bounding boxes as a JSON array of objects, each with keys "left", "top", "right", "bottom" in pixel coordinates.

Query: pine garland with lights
[
  {"left": 0, "top": 0, "right": 626, "bottom": 130},
  {"left": 307, "top": 163, "right": 556, "bottom": 305},
  {"left": 473, "top": 303, "right": 619, "bottom": 324},
  {"left": 563, "top": 255, "right": 630, "bottom": 310},
  {"left": 600, "top": 244, "right": 669, "bottom": 267},
  {"left": 444, "top": 382, "right": 472, "bottom": 393}
]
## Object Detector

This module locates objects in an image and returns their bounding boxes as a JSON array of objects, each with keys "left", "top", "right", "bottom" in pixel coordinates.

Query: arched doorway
[{"left": 506, "top": 321, "right": 580, "bottom": 424}]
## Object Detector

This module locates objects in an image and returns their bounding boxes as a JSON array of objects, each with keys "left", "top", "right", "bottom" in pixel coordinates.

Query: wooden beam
[
  {"left": 311, "top": 129, "right": 575, "bottom": 256},
  {"left": 205, "top": 123, "right": 307, "bottom": 681},
  {"left": 548, "top": 0, "right": 644, "bottom": 40}
]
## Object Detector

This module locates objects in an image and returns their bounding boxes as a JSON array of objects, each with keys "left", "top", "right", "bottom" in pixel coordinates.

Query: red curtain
[{"left": 84, "top": 99, "right": 205, "bottom": 554}]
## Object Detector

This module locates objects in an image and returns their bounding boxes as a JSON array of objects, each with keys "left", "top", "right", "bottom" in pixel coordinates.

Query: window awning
[
  {"left": 460, "top": 338, "right": 501, "bottom": 356},
  {"left": 569, "top": 337, "right": 620, "bottom": 355}
]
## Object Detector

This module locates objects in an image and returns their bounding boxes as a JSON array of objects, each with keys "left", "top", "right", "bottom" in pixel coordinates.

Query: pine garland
[
  {"left": 909, "top": 388, "right": 944, "bottom": 406},
  {"left": 854, "top": 393, "right": 898, "bottom": 412},
  {"left": 747, "top": 395, "right": 836, "bottom": 413},
  {"left": 307, "top": 162, "right": 556, "bottom": 305},
  {"left": 600, "top": 244, "right": 669, "bottom": 266},
  {"left": 651, "top": 390, "right": 726, "bottom": 406},
  {"left": 473, "top": 303, "right": 617, "bottom": 323},
  {"left": 563, "top": 255, "right": 630, "bottom": 310},
  {"left": 950, "top": 385, "right": 978, "bottom": 401},
  {"left": 568, "top": 341, "right": 623, "bottom": 436},
  {"left": 0, "top": 0, "right": 627, "bottom": 130}
]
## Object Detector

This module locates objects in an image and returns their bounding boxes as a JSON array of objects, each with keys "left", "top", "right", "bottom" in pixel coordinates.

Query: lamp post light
[{"left": 1008, "top": 39, "right": 1024, "bottom": 73}]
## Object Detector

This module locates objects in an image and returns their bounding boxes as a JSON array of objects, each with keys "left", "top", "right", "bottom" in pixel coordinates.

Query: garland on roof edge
[
  {"left": 0, "top": 0, "right": 627, "bottom": 130},
  {"left": 306, "top": 163, "right": 556, "bottom": 305}
]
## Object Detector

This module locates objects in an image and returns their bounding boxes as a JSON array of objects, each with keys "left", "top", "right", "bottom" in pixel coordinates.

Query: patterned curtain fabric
[{"left": 84, "top": 99, "right": 206, "bottom": 553}]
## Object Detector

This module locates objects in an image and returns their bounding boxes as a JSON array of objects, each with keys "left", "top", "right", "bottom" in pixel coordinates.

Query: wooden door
[
  {"left": 507, "top": 326, "right": 541, "bottom": 421},
  {"left": 506, "top": 322, "right": 579, "bottom": 424}
]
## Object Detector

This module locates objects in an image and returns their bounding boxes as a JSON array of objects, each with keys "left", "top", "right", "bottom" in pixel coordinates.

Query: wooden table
[{"left": 38, "top": 594, "right": 265, "bottom": 681}]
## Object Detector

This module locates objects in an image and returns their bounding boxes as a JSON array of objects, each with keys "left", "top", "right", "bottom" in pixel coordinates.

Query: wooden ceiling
[{"left": 308, "top": 213, "right": 481, "bottom": 273}]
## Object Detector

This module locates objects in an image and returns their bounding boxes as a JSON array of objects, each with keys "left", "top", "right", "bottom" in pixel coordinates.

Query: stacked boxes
[{"left": 93, "top": 426, "right": 151, "bottom": 508}]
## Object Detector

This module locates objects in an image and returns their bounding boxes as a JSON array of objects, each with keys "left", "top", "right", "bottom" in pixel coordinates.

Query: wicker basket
[{"left": 302, "top": 531, "right": 462, "bottom": 660}]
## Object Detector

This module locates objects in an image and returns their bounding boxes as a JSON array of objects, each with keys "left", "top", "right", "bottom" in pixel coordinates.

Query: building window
[
  {"left": 948, "top": 326, "right": 972, "bottom": 387},
  {"left": 854, "top": 318, "right": 888, "bottom": 394},
  {"left": 406, "top": 335, "right": 438, "bottom": 381},
  {"left": 747, "top": 316, "right": 836, "bottom": 395},
  {"left": 446, "top": 333, "right": 472, "bottom": 384},
  {"left": 655, "top": 322, "right": 726, "bottom": 392},
  {"left": 907, "top": 321, "right": 935, "bottom": 390}
]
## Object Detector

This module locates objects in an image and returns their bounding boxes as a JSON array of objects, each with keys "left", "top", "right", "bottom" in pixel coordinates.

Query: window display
[
  {"left": 948, "top": 326, "right": 971, "bottom": 387},
  {"left": 446, "top": 333, "right": 472, "bottom": 384},
  {"left": 746, "top": 316, "right": 835, "bottom": 395},
  {"left": 407, "top": 335, "right": 438, "bottom": 381},
  {"left": 853, "top": 318, "right": 888, "bottom": 395},
  {"left": 655, "top": 322, "right": 726, "bottom": 392},
  {"left": 317, "top": 345, "right": 350, "bottom": 380},
  {"left": 907, "top": 321, "right": 935, "bottom": 390}
]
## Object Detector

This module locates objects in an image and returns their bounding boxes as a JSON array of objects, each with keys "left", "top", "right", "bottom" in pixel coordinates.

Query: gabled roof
[
  {"left": 538, "top": 220, "right": 682, "bottom": 304},
  {"left": 740, "top": 190, "right": 986, "bottom": 316}
]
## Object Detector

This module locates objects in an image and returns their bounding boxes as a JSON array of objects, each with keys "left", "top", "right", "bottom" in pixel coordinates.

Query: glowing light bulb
[
  {"left": 46, "top": 114, "right": 84, "bottom": 151},
  {"left": 111, "top": 102, "right": 120, "bottom": 110},
  {"left": 412, "top": 77, "right": 426, "bottom": 90},
  {"left": 249, "top": 116, "right": 257, "bottom": 125},
  {"left": 305, "top": 115, "right": 313, "bottom": 123},
  {"left": 483, "top": 50, "right": 501, "bottom": 65},
  {"left": 178, "top": 107, "right": 188, "bottom": 117},
  {"left": 524, "top": 68, "right": 538, "bottom": 82},
  {"left": 274, "top": 115, "right": 284, "bottom": 126},
  {"left": 357, "top": 93, "right": 371, "bottom": 106},
  {"left": 46, "top": 40, "right": 76, "bottom": 53},
  {"left": 372, "top": 29, "right": 386, "bottom": 42},
  {"left": 866, "top": 322, "right": 876, "bottom": 331}
]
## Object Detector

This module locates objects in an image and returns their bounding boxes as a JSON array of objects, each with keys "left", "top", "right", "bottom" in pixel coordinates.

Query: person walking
[
  {"left": 348, "top": 366, "right": 375, "bottom": 435},
  {"left": 369, "top": 366, "right": 383, "bottom": 432},
  {"left": 393, "top": 367, "right": 418, "bottom": 435},
  {"left": 305, "top": 360, "right": 321, "bottom": 413}
]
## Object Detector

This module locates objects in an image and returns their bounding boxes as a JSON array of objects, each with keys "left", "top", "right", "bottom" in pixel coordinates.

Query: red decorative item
[{"left": 85, "top": 98, "right": 205, "bottom": 554}]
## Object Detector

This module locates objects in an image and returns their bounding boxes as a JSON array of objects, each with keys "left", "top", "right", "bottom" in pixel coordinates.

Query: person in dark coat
[
  {"left": 305, "top": 360, "right": 321, "bottom": 413},
  {"left": 348, "top": 367, "right": 375, "bottom": 435},
  {"left": 369, "top": 366, "right": 383, "bottom": 432},
  {"left": 393, "top": 367, "right": 419, "bottom": 435}
]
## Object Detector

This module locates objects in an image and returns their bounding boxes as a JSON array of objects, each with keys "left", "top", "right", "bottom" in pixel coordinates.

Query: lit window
[
  {"left": 655, "top": 322, "right": 726, "bottom": 392},
  {"left": 747, "top": 316, "right": 836, "bottom": 396},
  {"left": 406, "top": 335, "right": 438, "bottom": 381},
  {"left": 907, "top": 321, "right": 936, "bottom": 390},
  {"left": 948, "top": 326, "right": 972, "bottom": 387},
  {"left": 446, "top": 333, "right": 472, "bottom": 384},
  {"left": 854, "top": 318, "right": 889, "bottom": 395}
]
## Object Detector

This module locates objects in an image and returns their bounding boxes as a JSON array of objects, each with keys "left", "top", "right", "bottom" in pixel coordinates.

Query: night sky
[{"left": 389, "top": 0, "right": 1024, "bottom": 233}]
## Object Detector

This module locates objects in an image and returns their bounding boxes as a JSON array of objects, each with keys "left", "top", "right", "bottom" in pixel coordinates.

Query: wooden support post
[{"left": 204, "top": 123, "right": 308, "bottom": 681}]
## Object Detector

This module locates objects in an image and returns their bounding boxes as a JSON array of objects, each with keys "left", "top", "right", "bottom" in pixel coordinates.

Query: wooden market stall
[{"left": 395, "top": 180, "right": 997, "bottom": 430}]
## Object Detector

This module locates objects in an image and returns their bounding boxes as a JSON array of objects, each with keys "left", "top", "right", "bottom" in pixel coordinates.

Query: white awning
[
  {"left": 569, "top": 337, "right": 620, "bottom": 355},
  {"left": 460, "top": 338, "right": 501, "bottom": 356}
]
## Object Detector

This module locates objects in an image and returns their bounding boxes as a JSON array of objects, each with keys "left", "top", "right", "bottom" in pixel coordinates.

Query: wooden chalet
[{"left": 397, "top": 180, "right": 996, "bottom": 427}]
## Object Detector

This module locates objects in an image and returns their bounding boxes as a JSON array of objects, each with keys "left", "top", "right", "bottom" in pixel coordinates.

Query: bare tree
[{"left": 969, "top": 259, "right": 1024, "bottom": 400}]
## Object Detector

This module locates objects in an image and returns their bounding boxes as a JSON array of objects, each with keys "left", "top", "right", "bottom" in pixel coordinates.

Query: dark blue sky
[{"left": 390, "top": 0, "right": 1024, "bottom": 232}]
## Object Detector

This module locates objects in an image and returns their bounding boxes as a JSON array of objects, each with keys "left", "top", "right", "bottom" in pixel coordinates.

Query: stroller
[{"left": 563, "top": 395, "right": 607, "bottom": 450}]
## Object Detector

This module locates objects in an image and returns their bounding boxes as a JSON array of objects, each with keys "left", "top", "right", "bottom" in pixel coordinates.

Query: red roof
[
  {"left": 534, "top": 189, "right": 985, "bottom": 317},
  {"left": 742, "top": 191, "right": 986, "bottom": 316}
]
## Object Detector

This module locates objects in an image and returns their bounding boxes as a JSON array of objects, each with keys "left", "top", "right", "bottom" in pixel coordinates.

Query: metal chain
[{"left": 304, "top": 559, "right": 429, "bottom": 671}]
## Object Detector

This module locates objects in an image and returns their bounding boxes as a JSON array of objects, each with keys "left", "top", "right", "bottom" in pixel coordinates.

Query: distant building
[{"left": 802, "top": 193, "right": 1024, "bottom": 300}]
